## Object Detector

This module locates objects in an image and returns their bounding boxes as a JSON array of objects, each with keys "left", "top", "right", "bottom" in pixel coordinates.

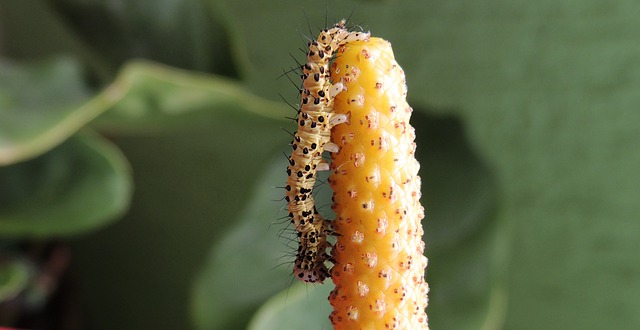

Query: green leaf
[
  {"left": 191, "top": 154, "right": 302, "bottom": 330},
  {"left": 0, "top": 57, "right": 95, "bottom": 165},
  {"left": 0, "top": 0, "right": 84, "bottom": 60},
  {"left": 415, "top": 114, "right": 502, "bottom": 330},
  {"left": 0, "top": 55, "right": 287, "bottom": 165},
  {"left": 48, "top": 0, "right": 235, "bottom": 79},
  {"left": 0, "top": 133, "right": 132, "bottom": 237},
  {"left": 93, "top": 60, "right": 289, "bottom": 133},
  {"left": 0, "top": 258, "right": 31, "bottom": 303},
  {"left": 248, "top": 283, "right": 334, "bottom": 330},
  {"left": 0, "top": 55, "right": 289, "bottom": 166}
]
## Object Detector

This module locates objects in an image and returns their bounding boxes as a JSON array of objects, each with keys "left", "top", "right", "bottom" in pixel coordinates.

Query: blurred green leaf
[
  {"left": 48, "top": 0, "right": 236, "bottom": 80},
  {"left": 0, "top": 133, "right": 132, "bottom": 237},
  {"left": 0, "top": 0, "right": 84, "bottom": 60},
  {"left": 94, "top": 60, "right": 289, "bottom": 133},
  {"left": 0, "top": 258, "right": 31, "bottom": 303},
  {"left": 191, "top": 155, "right": 296, "bottom": 330},
  {"left": 415, "top": 114, "right": 502, "bottom": 330},
  {"left": 248, "top": 283, "right": 334, "bottom": 330},
  {"left": 0, "top": 55, "right": 286, "bottom": 163},
  {"left": 0, "top": 57, "right": 93, "bottom": 165}
]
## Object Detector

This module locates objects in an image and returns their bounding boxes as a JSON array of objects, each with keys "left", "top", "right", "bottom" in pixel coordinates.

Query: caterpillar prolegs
[{"left": 285, "top": 20, "right": 370, "bottom": 283}]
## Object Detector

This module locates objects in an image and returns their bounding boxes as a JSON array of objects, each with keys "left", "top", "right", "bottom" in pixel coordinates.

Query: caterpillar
[{"left": 285, "top": 20, "right": 370, "bottom": 283}]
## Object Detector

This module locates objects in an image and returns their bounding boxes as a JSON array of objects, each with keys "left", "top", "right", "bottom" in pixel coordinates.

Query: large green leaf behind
[
  {"left": 0, "top": 57, "right": 92, "bottom": 165},
  {"left": 0, "top": 133, "right": 132, "bottom": 237}
]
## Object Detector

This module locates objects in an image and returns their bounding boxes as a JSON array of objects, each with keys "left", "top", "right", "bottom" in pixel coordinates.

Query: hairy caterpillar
[{"left": 285, "top": 20, "right": 370, "bottom": 283}]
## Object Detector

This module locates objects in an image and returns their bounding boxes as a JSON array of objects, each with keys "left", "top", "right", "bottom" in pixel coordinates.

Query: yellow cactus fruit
[{"left": 328, "top": 38, "right": 429, "bottom": 329}]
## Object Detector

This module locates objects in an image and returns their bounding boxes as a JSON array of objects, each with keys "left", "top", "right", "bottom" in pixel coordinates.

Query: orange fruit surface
[{"left": 328, "top": 37, "right": 429, "bottom": 330}]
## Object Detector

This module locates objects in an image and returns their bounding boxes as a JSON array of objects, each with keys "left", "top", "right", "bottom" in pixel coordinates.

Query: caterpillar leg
[
  {"left": 317, "top": 160, "right": 330, "bottom": 171},
  {"left": 329, "top": 79, "right": 347, "bottom": 98},
  {"left": 324, "top": 142, "right": 340, "bottom": 153},
  {"left": 329, "top": 113, "right": 349, "bottom": 126}
]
